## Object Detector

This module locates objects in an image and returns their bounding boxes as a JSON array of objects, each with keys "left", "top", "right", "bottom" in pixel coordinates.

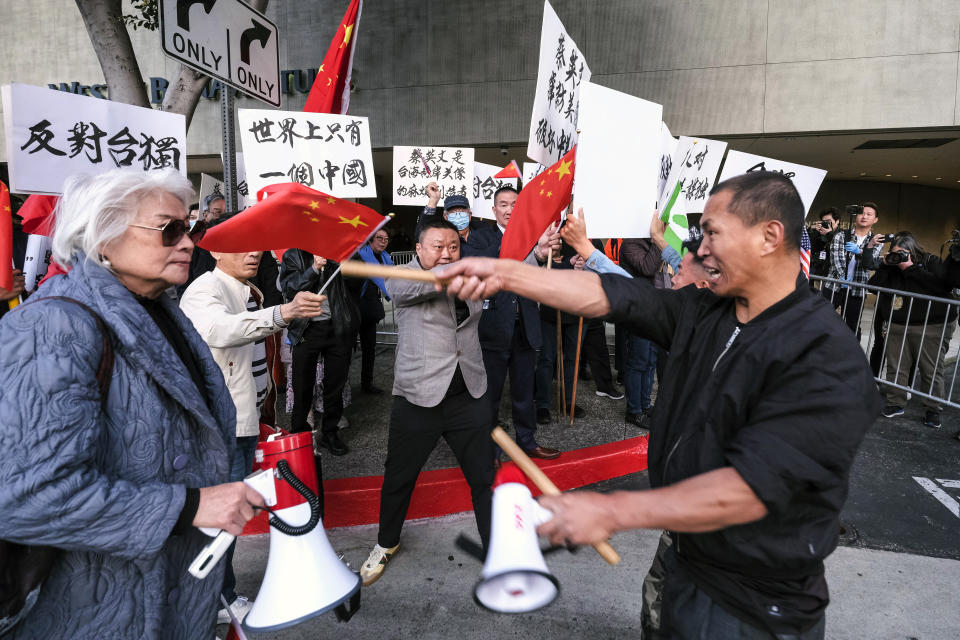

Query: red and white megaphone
[
  {"left": 473, "top": 465, "right": 559, "bottom": 614},
  {"left": 189, "top": 432, "right": 360, "bottom": 632}
]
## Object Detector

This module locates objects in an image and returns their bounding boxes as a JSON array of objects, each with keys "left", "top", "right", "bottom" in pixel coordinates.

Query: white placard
[
  {"left": 657, "top": 123, "right": 677, "bottom": 200},
  {"left": 471, "top": 162, "right": 519, "bottom": 220},
  {"left": 198, "top": 173, "right": 225, "bottom": 214},
  {"left": 2, "top": 83, "right": 187, "bottom": 195},
  {"left": 526, "top": 0, "right": 591, "bottom": 167},
  {"left": 219, "top": 151, "right": 252, "bottom": 210},
  {"left": 237, "top": 109, "right": 376, "bottom": 199},
  {"left": 717, "top": 150, "right": 827, "bottom": 214},
  {"left": 522, "top": 162, "right": 548, "bottom": 187},
  {"left": 658, "top": 136, "right": 728, "bottom": 213},
  {"left": 392, "top": 146, "right": 474, "bottom": 206},
  {"left": 22, "top": 234, "right": 52, "bottom": 293},
  {"left": 573, "top": 82, "right": 662, "bottom": 240}
]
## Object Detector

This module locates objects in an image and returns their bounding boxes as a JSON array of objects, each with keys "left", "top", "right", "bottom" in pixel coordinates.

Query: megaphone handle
[{"left": 491, "top": 426, "right": 621, "bottom": 566}]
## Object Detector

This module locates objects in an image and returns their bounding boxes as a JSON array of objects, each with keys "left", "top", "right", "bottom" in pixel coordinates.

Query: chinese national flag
[
  {"left": 1, "top": 181, "right": 12, "bottom": 290},
  {"left": 499, "top": 146, "right": 576, "bottom": 262},
  {"left": 303, "top": 0, "right": 362, "bottom": 114},
  {"left": 495, "top": 160, "right": 522, "bottom": 179},
  {"left": 18, "top": 194, "right": 59, "bottom": 236},
  {"left": 198, "top": 182, "right": 385, "bottom": 263}
]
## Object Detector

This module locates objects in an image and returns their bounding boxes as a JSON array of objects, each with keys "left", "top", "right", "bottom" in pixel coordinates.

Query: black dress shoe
[
  {"left": 362, "top": 385, "right": 384, "bottom": 395},
  {"left": 536, "top": 408, "right": 551, "bottom": 424},
  {"left": 319, "top": 432, "right": 349, "bottom": 456},
  {"left": 526, "top": 446, "right": 561, "bottom": 460}
]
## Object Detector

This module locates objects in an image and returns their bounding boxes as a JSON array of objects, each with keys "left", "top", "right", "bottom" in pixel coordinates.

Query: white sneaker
[
  {"left": 217, "top": 595, "right": 253, "bottom": 625},
  {"left": 360, "top": 543, "right": 399, "bottom": 586}
]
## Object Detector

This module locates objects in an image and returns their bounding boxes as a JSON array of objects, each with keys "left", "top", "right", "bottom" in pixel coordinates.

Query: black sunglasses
[{"left": 130, "top": 218, "right": 207, "bottom": 247}]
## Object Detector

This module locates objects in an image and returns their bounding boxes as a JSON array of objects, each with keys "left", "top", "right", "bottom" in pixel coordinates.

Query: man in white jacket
[{"left": 180, "top": 249, "right": 325, "bottom": 624}]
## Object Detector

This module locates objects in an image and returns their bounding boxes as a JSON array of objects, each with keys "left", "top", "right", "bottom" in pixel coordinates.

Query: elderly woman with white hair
[{"left": 0, "top": 168, "right": 264, "bottom": 639}]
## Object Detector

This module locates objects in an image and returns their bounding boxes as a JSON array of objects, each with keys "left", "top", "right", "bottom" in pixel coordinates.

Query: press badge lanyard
[{"left": 712, "top": 325, "right": 742, "bottom": 372}]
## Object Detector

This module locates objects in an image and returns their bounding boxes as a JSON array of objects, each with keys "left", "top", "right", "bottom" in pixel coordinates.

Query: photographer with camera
[
  {"left": 824, "top": 203, "right": 884, "bottom": 334},
  {"left": 869, "top": 232, "right": 960, "bottom": 429},
  {"left": 808, "top": 207, "right": 839, "bottom": 277}
]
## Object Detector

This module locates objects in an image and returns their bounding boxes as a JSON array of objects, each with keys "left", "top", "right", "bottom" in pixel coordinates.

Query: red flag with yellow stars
[
  {"left": 303, "top": 0, "right": 362, "bottom": 114},
  {"left": 198, "top": 182, "right": 385, "bottom": 263},
  {"left": 0, "top": 180, "right": 12, "bottom": 290},
  {"left": 494, "top": 160, "right": 521, "bottom": 179},
  {"left": 499, "top": 146, "right": 576, "bottom": 262}
]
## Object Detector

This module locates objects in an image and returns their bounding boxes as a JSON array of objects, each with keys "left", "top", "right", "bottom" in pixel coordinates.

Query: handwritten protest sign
[
  {"left": 2, "top": 83, "right": 186, "bottom": 195},
  {"left": 523, "top": 162, "right": 548, "bottom": 187},
  {"left": 392, "top": 146, "right": 474, "bottom": 206},
  {"left": 717, "top": 150, "right": 827, "bottom": 213},
  {"left": 573, "top": 81, "right": 662, "bottom": 240},
  {"left": 237, "top": 108, "right": 375, "bottom": 199},
  {"left": 527, "top": 0, "right": 591, "bottom": 167},
  {"left": 472, "top": 162, "right": 519, "bottom": 220},
  {"left": 658, "top": 123, "right": 677, "bottom": 201},
  {"left": 198, "top": 173, "right": 225, "bottom": 215},
  {"left": 22, "top": 234, "right": 52, "bottom": 293},
  {"left": 658, "top": 136, "right": 728, "bottom": 213}
]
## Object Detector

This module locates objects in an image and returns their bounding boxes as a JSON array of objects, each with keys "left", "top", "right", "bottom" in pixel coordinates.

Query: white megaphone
[
  {"left": 189, "top": 431, "right": 361, "bottom": 633},
  {"left": 474, "top": 465, "right": 559, "bottom": 614}
]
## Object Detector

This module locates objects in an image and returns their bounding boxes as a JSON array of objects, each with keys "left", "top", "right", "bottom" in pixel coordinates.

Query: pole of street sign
[{"left": 220, "top": 87, "right": 238, "bottom": 213}]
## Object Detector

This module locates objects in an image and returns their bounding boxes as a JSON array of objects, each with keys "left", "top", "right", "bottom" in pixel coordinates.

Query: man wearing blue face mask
[{"left": 419, "top": 182, "right": 484, "bottom": 255}]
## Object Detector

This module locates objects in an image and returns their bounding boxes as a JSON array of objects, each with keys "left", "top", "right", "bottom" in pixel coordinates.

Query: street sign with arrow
[{"left": 159, "top": 0, "right": 280, "bottom": 107}]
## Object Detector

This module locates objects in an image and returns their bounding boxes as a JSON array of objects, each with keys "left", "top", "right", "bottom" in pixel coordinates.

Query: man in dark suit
[{"left": 469, "top": 186, "right": 562, "bottom": 460}]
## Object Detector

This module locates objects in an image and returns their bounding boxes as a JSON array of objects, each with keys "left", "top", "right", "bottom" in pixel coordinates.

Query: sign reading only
[{"left": 159, "top": 0, "right": 281, "bottom": 107}]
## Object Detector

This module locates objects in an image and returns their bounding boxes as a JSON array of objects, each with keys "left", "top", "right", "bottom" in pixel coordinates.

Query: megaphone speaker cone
[{"left": 474, "top": 569, "right": 559, "bottom": 614}]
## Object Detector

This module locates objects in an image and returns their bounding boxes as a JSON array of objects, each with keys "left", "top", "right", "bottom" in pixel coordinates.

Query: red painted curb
[{"left": 242, "top": 435, "right": 648, "bottom": 535}]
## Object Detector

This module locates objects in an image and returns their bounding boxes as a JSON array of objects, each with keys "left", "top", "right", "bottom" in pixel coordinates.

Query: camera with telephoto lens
[{"left": 885, "top": 250, "right": 909, "bottom": 265}]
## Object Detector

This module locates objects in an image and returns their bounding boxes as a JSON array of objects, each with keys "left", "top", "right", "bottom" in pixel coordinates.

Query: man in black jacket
[
  {"left": 279, "top": 249, "right": 360, "bottom": 456},
  {"left": 438, "top": 172, "right": 881, "bottom": 638}
]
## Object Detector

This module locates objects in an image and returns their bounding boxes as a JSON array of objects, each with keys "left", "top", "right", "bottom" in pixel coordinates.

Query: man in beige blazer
[{"left": 360, "top": 218, "right": 494, "bottom": 586}]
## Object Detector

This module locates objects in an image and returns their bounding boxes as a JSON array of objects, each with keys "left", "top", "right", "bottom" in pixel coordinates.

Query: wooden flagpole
[{"left": 569, "top": 317, "right": 584, "bottom": 426}]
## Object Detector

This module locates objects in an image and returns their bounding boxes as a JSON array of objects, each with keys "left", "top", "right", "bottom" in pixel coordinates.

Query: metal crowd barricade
[
  {"left": 810, "top": 275, "right": 960, "bottom": 409},
  {"left": 375, "top": 251, "right": 416, "bottom": 346}
]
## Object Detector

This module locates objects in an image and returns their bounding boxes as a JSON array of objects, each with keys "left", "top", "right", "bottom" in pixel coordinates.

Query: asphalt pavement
[{"left": 237, "top": 343, "right": 960, "bottom": 639}]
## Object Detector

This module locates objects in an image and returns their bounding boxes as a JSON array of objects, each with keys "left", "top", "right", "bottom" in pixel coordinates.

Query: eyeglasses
[
  {"left": 373, "top": 235, "right": 389, "bottom": 242},
  {"left": 129, "top": 218, "right": 207, "bottom": 247}
]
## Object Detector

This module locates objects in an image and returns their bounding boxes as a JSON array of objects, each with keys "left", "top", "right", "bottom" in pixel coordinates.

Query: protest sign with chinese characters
[
  {"left": 717, "top": 150, "right": 827, "bottom": 213},
  {"left": 198, "top": 173, "right": 225, "bottom": 214},
  {"left": 472, "top": 162, "right": 519, "bottom": 220},
  {"left": 573, "top": 81, "right": 662, "bottom": 240},
  {"left": 658, "top": 136, "right": 728, "bottom": 213},
  {"left": 523, "top": 162, "right": 548, "bottom": 187},
  {"left": 392, "top": 146, "right": 474, "bottom": 206},
  {"left": 237, "top": 108, "right": 375, "bottom": 199},
  {"left": 527, "top": 0, "right": 591, "bottom": 167},
  {"left": 2, "top": 83, "right": 186, "bottom": 195},
  {"left": 657, "top": 123, "right": 677, "bottom": 201}
]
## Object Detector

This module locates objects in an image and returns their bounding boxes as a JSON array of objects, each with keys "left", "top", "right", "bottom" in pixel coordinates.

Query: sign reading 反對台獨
[
  {"left": 658, "top": 136, "right": 728, "bottom": 214},
  {"left": 392, "top": 146, "right": 474, "bottom": 207},
  {"left": 238, "top": 109, "right": 376, "bottom": 199},
  {"left": 159, "top": 0, "right": 280, "bottom": 107},
  {"left": 717, "top": 150, "right": 827, "bottom": 214},
  {"left": 1, "top": 83, "right": 187, "bottom": 195},
  {"left": 572, "top": 81, "right": 662, "bottom": 240},
  {"left": 526, "top": 0, "right": 591, "bottom": 167},
  {"left": 472, "top": 162, "right": 518, "bottom": 220}
]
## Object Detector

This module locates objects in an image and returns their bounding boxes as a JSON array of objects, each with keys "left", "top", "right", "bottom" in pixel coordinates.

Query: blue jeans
[
  {"left": 221, "top": 435, "right": 260, "bottom": 604},
  {"left": 625, "top": 334, "right": 657, "bottom": 414}
]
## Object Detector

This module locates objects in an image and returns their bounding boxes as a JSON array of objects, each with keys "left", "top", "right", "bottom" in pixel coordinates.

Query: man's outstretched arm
[{"left": 438, "top": 257, "right": 612, "bottom": 318}]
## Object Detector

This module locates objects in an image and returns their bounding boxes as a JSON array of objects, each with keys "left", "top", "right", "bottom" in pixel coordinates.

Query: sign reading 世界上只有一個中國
[{"left": 238, "top": 109, "right": 376, "bottom": 200}]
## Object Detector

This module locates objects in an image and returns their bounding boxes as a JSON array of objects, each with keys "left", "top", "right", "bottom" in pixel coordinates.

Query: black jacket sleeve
[{"left": 279, "top": 249, "right": 321, "bottom": 302}]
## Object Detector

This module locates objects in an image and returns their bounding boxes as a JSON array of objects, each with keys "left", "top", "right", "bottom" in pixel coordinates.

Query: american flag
[{"left": 800, "top": 227, "right": 811, "bottom": 278}]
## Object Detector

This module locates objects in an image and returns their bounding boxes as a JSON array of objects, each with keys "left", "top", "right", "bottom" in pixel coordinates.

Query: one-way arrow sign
[{"left": 159, "top": 0, "right": 280, "bottom": 107}]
